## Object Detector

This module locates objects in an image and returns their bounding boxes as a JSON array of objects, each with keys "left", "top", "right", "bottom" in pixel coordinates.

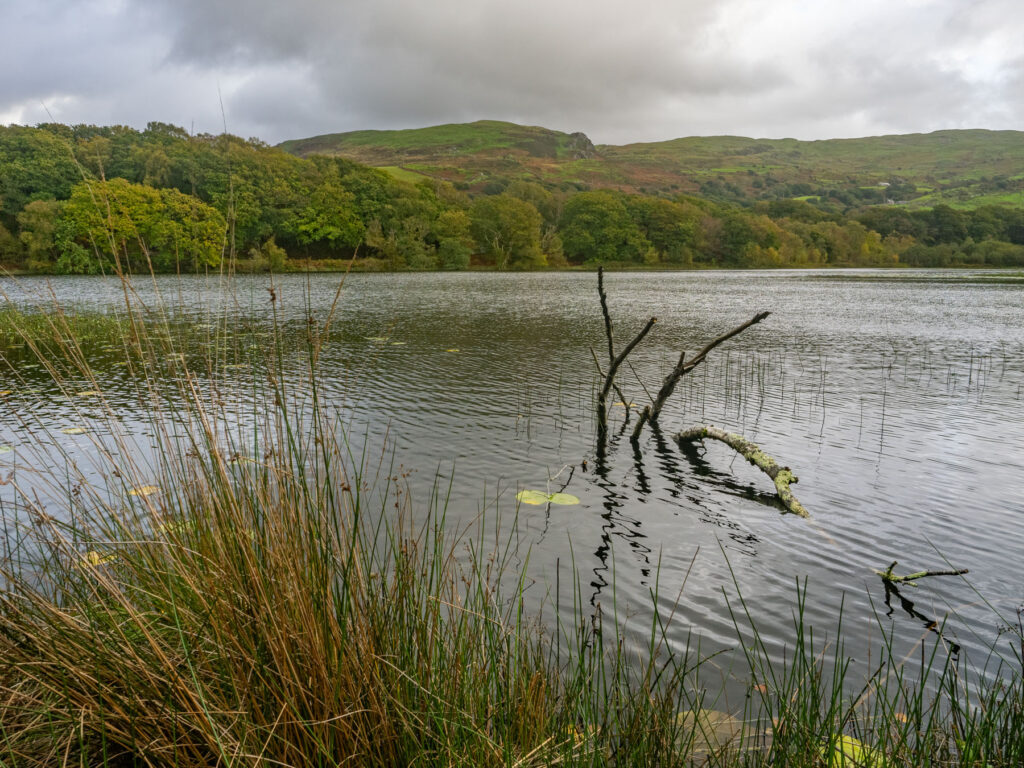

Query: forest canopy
[{"left": 2, "top": 122, "right": 1023, "bottom": 273}]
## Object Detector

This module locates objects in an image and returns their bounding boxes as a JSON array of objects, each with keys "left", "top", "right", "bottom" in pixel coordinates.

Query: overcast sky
[{"left": 2, "top": 0, "right": 1022, "bottom": 145}]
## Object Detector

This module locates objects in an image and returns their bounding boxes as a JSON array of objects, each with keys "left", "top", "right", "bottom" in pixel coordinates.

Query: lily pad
[
  {"left": 81, "top": 550, "right": 117, "bottom": 567},
  {"left": 156, "top": 519, "right": 197, "bottom": 536},
  {"left": 61, "top": 427, "right": 88, "bottom": 435},
  {"left": 548, "top": 492, "right": 581, "bottom": 505},
  {"left": 128, "top": 485, "right": 160, "bottom": 497},
  {"left": 821, "top": 735, "right": 887, "bottom": 768},
  {"left": 516, "top": 490, "right": 580, "bottom": 506}
]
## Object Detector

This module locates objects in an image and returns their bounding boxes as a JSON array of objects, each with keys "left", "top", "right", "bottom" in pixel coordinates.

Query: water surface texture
[{"left": 3, "top": 269, "right": 1023, "bottom": 693}]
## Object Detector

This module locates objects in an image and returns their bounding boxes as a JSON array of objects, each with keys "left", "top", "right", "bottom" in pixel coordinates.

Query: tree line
[{"left": 2, "top": 122, "right": 1024, "bottom": 273}]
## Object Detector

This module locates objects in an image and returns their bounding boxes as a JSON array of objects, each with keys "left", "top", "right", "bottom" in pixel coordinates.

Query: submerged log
[{"left": 675, "top": 425, "right": 810, "bottom": 518}]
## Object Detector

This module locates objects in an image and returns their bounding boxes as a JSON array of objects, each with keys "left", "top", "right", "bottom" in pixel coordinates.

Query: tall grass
[
  {"left": 0, "top": 271, "right": 1021, "bottom": 766},
  {"left": 0, "top": 277, "right": 710, "bottom": 766}
]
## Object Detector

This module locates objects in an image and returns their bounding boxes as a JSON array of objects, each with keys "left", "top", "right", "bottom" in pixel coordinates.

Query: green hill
[
  {"left": 280, "top": 123, "right": 1024, "bottom": 210},
  {"left": 279, "top": 120, "right": 595, "bottom": 164}
]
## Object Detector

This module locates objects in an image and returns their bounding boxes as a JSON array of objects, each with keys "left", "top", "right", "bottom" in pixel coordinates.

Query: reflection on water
[{"left": 2, "top": 269, "right": 1024, "bottom": 689}]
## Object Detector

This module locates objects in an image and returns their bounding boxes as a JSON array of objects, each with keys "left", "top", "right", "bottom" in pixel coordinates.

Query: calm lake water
[{"left": 3, "top": 269, "right": 1024, "bottom": 696}]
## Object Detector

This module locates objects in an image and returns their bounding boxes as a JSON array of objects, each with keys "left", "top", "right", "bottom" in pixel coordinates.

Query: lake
[{"left": 2, "top": 268, "right": 1023, "bottom": 699}]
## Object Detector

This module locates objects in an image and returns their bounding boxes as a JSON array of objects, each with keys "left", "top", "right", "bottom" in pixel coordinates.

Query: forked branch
[
  {"left": 632, "top": 311, "right": 771, "bottom": 442},
  {"left": 598, "top": 317, "right": 657, "bottom": 418}
]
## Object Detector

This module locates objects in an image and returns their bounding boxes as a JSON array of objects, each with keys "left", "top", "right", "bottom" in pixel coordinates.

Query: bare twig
[
  {"left": 598, "top": 317, "right": 657, "bottom": 420},
  {"left": 598, "top": 266, "right": 615, "bottom": 365},
  {"left": 593, "top": 267, "right": 630, "bottom": 406}
]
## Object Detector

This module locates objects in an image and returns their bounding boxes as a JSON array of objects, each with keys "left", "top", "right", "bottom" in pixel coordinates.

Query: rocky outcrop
[{"left": 568, "top": 131, "right": 597, "bottom": 159}]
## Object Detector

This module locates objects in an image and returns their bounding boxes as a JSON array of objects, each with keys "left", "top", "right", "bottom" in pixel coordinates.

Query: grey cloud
[{"left": 3, "top": 0, "right": 1023, "bottom": 144}]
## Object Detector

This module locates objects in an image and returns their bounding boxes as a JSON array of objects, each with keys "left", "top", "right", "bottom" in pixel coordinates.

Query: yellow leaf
[
  {"left": 516, "top": 490, "right": 549, "bottom": 505},
  {"left": 516, "top": 490, "right": 580, "bottom": 506},
  {"left": 446, "top": 348, "right": 460, "bottom": 353},
  {"left": 548, "top": 492, "right": 581, "bottom": 505},
  {"left": 0, "top": 390, "right": 11, "bottom": 397},
  {"left": 821, "top": 735, "right": 887, "bottom": 768},
  {"left": 76, "top": 390, "right": 101, "bottom": 397},
  {"left": 128, "top": 485, "right": 160, "bottom": 497},
  {"left": 61, "top": 427, "right": 87, "bottom": 435},
  {"left": 156, "top": 519, "right": 196, "bottom": 536},
  {"left": 81, "top": 551, "right": 117, "bottom": 567},
  {"left": 613, "top": 401, "right": 637, "bottom": 408}
]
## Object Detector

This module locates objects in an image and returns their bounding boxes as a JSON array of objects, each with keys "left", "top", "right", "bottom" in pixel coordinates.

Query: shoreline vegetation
[
  {"left": 3, "top": 122, "right": 1024, "bottom": 277},
  {"left": 1, "top": 275, "right": 1022, "bottom": 766}
]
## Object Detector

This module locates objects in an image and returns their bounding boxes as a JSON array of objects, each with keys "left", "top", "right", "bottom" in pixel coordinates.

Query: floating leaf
[
  {"left": 81, "top": 550, "right": 117, "bottom": 567},
  {"left": 516, "top": 490, "right": 550, "bottom": 505},
  {"left": 821, "top": 735, "right": 887, "bottom": 768},
  {"left": 547, "top": 492, "right": 580, "bottom": 505},
  {"left": 516, "top": 490, "right": 580, "bottom": 506},
  {"left": 128, "top": 485, "right": 160, "bottom": 497},
  {"left": 61, "top": 427, "right": 87, "bottom": 435},
  {"left": 223, "top": 363, "right": 249, "bottom": 370},
  {"left": 564, "top": 724, "right": 598, "bottom": 744},
  {"left": 0, "top": 390, "right": 11, "bottom": 397},
  {"left": 366, "top": 336, "right": 389, "bottom": 342},
  {"left": 446, "top": 348, "right": 460, "bottom": 353},
  {"left": 390, "top": 341, "right": 406, "bottom": 346},
  {"left": 76, "top": 390, "right": 101, "bottom": 397},
  {"left": 613, "top": 401, "right": 637, "bottom": 408},
  {"left": 0, "top": 445, "right": 12, "bottom": 454},
  {"left": 156, "top": 519, "right": 196, "bottom": 536}
]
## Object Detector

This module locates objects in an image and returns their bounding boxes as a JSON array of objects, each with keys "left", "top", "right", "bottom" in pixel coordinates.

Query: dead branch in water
[
  {"left": 593, "top": 268, "right": 657, "bottom": 444},
  {"left": 632, "top": 311, "right": 770, "bottom": 442},
  {"left": 591, "top": 272, "right": 806, "bottom": 519},
  {"left": 595, "top": 267, "right": 645, "bottom": 419},
  {"left": 675, "top": 425, "right": 810, "bottom": 517},
  {"left": 875, "top": 561, "right": 969, "bottom": 586}
]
